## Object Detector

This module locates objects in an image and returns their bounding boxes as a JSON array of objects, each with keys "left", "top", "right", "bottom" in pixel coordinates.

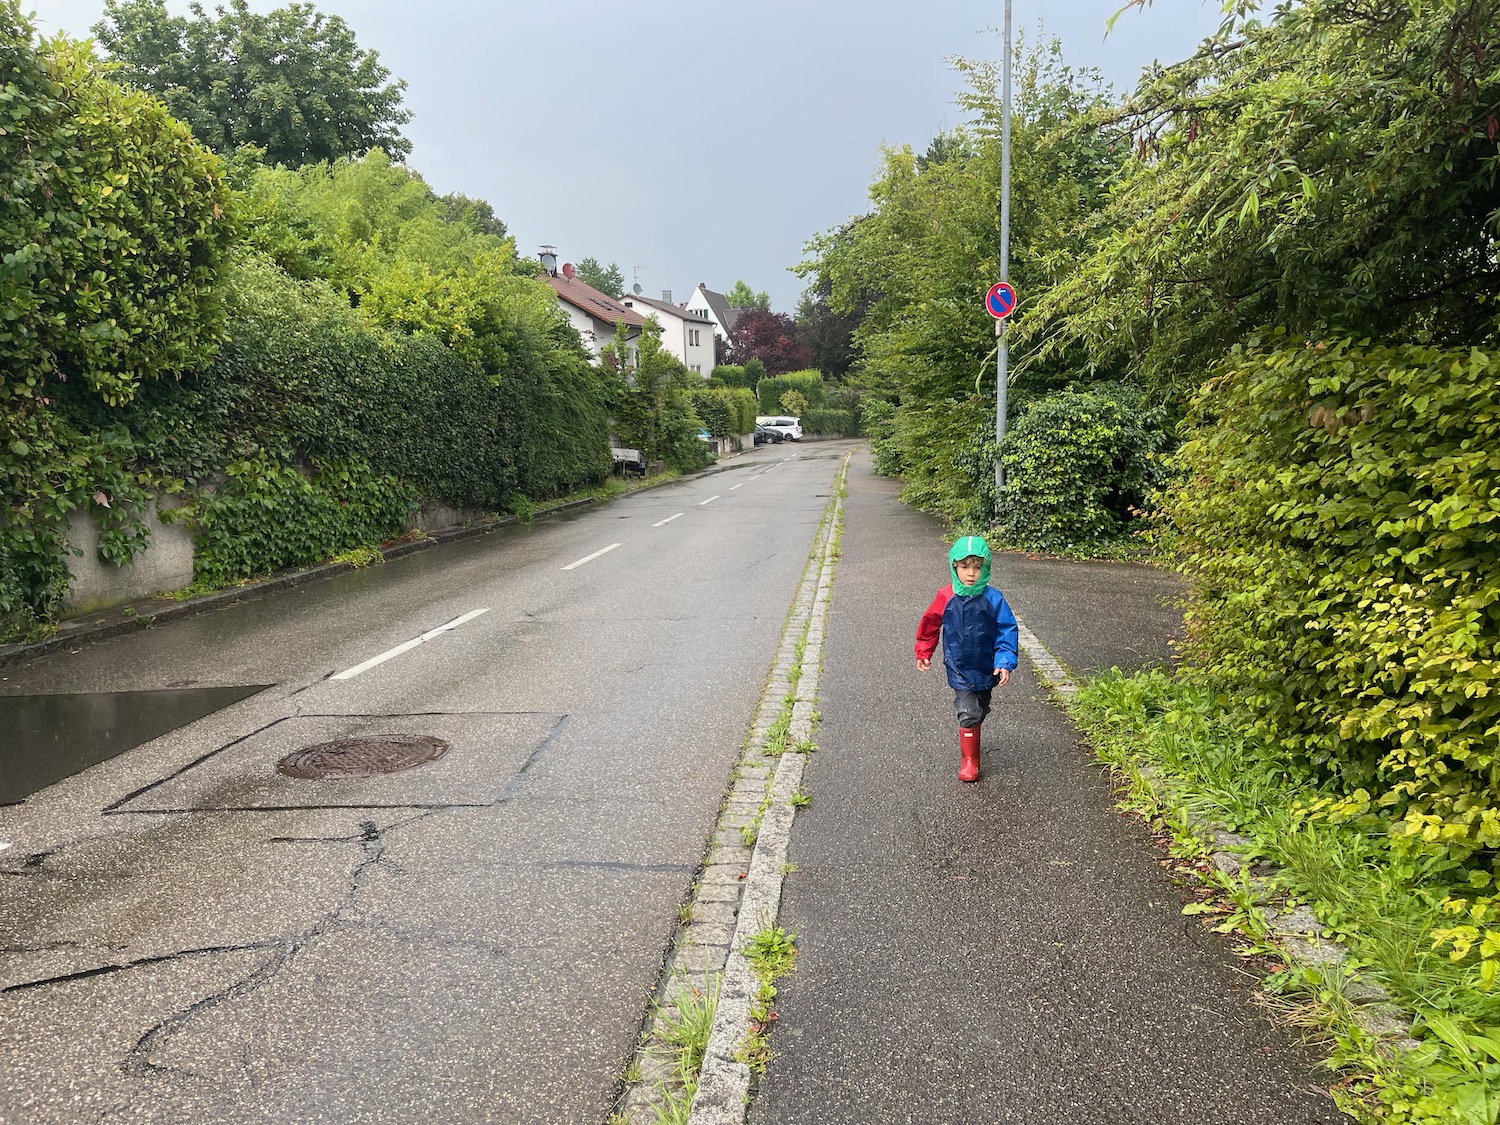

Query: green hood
[{"left": 949, "top": 535, "right": 992, "bottom": 596}]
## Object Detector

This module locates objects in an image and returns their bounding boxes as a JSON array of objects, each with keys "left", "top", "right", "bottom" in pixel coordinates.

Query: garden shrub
[
  {"left": 605, "top": 331, "right": 711, "bottom": 473},
  {"left": 1170, "top": 337, "right": 1500, "bottom": 865},
  {"left": 994, "top": 384, "right": 1169, "bottom": 552},
  {"left": 712, "top": 364, "right": 753, "bottom": 389}
]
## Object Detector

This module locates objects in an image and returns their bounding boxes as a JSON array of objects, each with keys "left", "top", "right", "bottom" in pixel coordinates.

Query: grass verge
[{"left": 1069, "top": 667, "right": 1500, "bottom": 1125}]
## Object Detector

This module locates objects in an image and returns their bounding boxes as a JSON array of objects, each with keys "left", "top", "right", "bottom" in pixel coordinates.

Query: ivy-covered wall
[{"left": 0, "top": 11, "right": 616, "bottom": 642}]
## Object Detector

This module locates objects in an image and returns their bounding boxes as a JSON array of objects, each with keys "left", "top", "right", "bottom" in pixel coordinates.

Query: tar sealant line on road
[
  {"left": 654, "top": 513, "right": 684, "bottom": 527},
  {"left": 613, "top": 453, "right": 849, "bottom": 1125},
  {"left": 331, "top": 608, "right": 490, "bottom": 680},
  {"left": 561, "top": 542, "right": 622, "bottom": 570}
]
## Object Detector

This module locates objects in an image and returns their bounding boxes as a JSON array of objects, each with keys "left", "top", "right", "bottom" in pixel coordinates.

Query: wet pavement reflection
[{"left": 0, "top": 685, "right": 267, "bottom": 804}]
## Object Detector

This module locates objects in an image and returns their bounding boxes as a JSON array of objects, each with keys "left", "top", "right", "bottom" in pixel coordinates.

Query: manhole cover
[{"left": 277, "top": 735, "right": 449, "bottom": 780}]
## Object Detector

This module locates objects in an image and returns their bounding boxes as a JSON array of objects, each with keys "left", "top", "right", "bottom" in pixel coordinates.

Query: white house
[
  {"left": 684, "top": 283, "right": 745, "bottom": 348},
  {"left": 620, "top": 291, "right": 716, "bottom": 376},
  {"left": 542, "top": 269, "right": 645, "bottom": 366}
]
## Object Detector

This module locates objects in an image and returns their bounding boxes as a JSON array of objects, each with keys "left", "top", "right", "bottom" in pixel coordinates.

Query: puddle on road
[{"left": 0, "top": 685, "right": 268, "bottom": 804}]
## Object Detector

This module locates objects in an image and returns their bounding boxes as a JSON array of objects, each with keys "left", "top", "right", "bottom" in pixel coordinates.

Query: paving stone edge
[{"left": 611, "top": 453, "right": 848, "bottom": 1125}]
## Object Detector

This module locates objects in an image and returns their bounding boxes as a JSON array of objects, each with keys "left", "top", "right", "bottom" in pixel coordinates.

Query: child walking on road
[{"left": 914, "top": 535, "right": 1019, "bottom": 782}]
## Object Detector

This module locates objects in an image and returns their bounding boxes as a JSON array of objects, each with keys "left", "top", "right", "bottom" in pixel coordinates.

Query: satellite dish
[
  {"left": 633, "top": 283, "right": 643, "bottom": 295},
  {"left": 539, "top": 252, "right": 557, "bottom": 275},
  {"left": 561, "top": 262, "right": 576, "bottom": 279}
]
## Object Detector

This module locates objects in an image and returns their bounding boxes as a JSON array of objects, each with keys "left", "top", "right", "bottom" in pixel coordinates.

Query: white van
[{"left": 755, "top": 415, "right": 802, "bottom": 442}]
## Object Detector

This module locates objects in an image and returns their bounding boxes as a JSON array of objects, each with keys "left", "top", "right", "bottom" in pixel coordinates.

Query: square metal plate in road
[{"left": 109, "top": 711, "right": 564, "bottom": 813}]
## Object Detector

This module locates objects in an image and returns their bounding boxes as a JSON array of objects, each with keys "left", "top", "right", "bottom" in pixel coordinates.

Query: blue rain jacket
[{"left": 914, "top": 585, "right": 1020, "bottom": 691}]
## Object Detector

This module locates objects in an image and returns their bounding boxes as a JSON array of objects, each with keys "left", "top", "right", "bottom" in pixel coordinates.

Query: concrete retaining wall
[
  {"left": 62, "top": 496, "right": 488, "bottom": 615},
  {"left": 62, "top": 497, "right": 195, "bottom": 613}
]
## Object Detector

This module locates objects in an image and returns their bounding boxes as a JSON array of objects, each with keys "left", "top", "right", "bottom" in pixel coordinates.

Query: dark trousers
[{"left": 953, "top": 689, "right": 993, "bottom": 729}]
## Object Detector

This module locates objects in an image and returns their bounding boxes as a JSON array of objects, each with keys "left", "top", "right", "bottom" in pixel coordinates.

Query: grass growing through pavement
[
  {"left": 737, "top": 925, "right": 798, "bottom": 1075},
  {"left": 635, "top": 978, "right": 720, "bottom": 1125},
  {"left": 1070, "top": 667, "right": 1500, "bottom": 1124}
]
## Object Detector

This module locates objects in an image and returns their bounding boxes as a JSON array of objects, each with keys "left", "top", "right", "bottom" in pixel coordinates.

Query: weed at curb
[{"left": 736, "top": 925, "right": 798, "bottom": 1075}]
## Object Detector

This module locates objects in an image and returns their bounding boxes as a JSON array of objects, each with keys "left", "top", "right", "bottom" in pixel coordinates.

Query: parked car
[
  {"left": 755, "top": 415, "right": 802, "bottom": 442},
  {"left": 753, "top": 424, "right": 784, "bottom": 445}
]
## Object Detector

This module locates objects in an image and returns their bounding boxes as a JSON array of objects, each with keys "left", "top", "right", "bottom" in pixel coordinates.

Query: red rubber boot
[{"left": 958, "top": 726, "right": 981, "bottom": 783}]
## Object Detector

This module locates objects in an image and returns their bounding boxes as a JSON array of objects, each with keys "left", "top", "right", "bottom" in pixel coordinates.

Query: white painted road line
[
  {"left": 562, "top": 542, "right": 621, "bottom": 570},
  {"left": 729, "top": 482, "right": 745, "bottom": 491},
  {"left": 698, "top": 496, "right": 720, "bottom": 506},
  {"left": 333, "top": 607, "right": 490, "bottom": 680},
  {"left": 419, "top": 607, "right": 490, "bottom": 641},
  {"left": 653, "top": 513, "right": 684, "bottom": 527}
]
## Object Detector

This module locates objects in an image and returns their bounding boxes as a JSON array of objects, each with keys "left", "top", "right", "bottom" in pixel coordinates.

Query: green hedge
[
  {"left": 757, "top": 369, "right": 826, "bottom": 414},
  {"left": 995, "top": 384, "right": 1169, "bottom": 553},
  {"left": 1169, "top": 338, "right": 1500, "bottom": 862},
  {"left": 804, "top": 408, "right": 857, "bottom": 436},
  {"left": 689, "top": 387, "right": 757, "bottom": 436}
]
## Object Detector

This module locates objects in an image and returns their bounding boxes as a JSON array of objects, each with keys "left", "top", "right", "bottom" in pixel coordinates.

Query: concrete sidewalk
[{"left": 750, "top": 450, "right": 1344, "bottom": 1124}]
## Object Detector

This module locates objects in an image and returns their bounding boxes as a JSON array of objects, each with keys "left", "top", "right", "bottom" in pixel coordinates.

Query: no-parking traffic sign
[{"left": 985, "top": 281, "right": 1018, "bottom": 320}]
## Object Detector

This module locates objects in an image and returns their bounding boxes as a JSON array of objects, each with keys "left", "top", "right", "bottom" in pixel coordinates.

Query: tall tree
[
  {"left": 1024, "top": 0, "right": 1500, "bottom": 388},
  {"left": 93, "top": 0, "right": 412, "bottom": 167},
  {"left": 575, "top": 257, "right": 626, "bottom": 297},
  {"left": 439, "top": 192, "right": 508, "bottom": 240},
  {"left": 726, "top": 279, "right": 771, "bottom": 310},
  {"left": 729, "top": 310, "right": 811, "bottom": 374},
  {"left": 796, "top": 283, "right": 864, "bottom": 378}
]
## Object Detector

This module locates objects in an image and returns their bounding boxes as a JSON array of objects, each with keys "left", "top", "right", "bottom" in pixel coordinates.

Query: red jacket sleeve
[{"left": 914, "top": 587, "right": 950, "bottom": 661}]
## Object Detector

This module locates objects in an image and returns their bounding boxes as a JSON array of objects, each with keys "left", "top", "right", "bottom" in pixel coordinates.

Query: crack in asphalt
[
  {"left": 7, "top": 717, "right": 575, "bottom": 1094},
  {"left": 116, "top": 815, "right": 407, "bottom": 1080}
]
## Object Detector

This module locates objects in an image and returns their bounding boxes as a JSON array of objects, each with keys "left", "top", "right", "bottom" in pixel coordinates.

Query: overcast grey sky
[{"left": 28, "top": 1, "right": 1224, "bottom": 310}]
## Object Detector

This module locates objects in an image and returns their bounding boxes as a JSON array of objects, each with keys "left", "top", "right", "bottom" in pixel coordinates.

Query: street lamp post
[{"left": 995, "top": 0, "right": 1013, "bottom": 499}]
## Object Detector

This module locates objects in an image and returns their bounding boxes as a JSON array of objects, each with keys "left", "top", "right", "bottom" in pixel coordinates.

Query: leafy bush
[
  {"left": 994, "top": 384, "right": 1170, "bottom": 552},
  {"left": 1170, "top": 338, "right": 1500, "bottom": 865},
  {"left": 605, "top": 330, "right": 711, "bottom": 472}
]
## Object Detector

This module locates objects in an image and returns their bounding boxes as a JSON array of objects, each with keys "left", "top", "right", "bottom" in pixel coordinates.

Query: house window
[{"left": 691, "top": 364, "right": 701, "bottom": 374}]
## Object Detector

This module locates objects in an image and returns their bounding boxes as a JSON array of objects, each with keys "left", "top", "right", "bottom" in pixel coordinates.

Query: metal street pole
[{"left": 995, "top": 0, "right": 1013, "bottom": 498}]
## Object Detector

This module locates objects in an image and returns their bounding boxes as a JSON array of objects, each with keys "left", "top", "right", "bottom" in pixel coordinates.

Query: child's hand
[
  {"left": 916, "top": 658, "right": 931, "bottom": 671},
  {"left": 994, "top": 668, "right": 1010, "bottom": 686}
]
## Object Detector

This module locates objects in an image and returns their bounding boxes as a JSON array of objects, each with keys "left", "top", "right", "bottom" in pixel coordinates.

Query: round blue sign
[{"left": 985, "top": 281, "right": 1018, "bottom": 320}]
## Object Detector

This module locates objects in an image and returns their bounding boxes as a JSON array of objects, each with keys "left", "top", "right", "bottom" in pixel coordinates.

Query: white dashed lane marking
[
  {"left": 562, "top": 543, "right": 622, "bottom": 571},
  {"left": 333, "top": 607, "right": 490, "bottom": 680}
]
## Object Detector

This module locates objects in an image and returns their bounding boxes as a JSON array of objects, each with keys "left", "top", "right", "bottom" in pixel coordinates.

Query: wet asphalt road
[
  {"left": 749, "top": 449, "right": 1346, "bottom": 1124},
  {"left": 0, "top": 441, "right": 854, "bottom": 1124}
]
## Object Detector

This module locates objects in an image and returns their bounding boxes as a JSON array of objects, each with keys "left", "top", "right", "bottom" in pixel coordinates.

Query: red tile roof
[{"left": 542, "top": 274, "right": 646, "bottom": 328}]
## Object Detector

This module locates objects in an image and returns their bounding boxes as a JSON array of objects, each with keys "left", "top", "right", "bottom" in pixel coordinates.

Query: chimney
[{"left": 662, "top": 289, "right": 672, "bottom": 304}]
